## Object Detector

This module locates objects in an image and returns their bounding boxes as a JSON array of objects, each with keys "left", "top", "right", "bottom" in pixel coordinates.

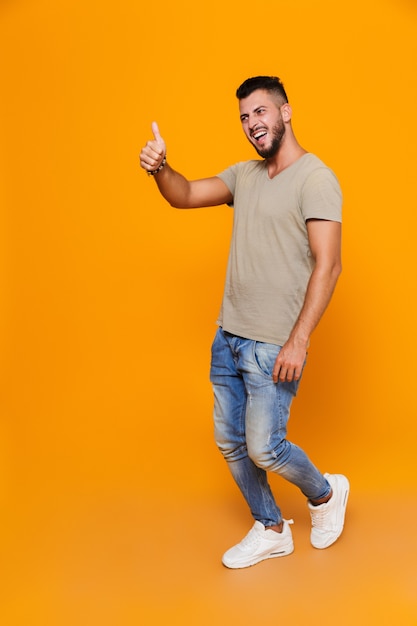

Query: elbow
[
  {"left": 331, "top": 259, "right": 342, "bottom": 285},
  {"left": 169, "top": 202, "right": 191, "bottom": 210},
  {"left": 167, "top": 196, "right": 189, "bottom": 209},
  {"left": 168, "top": 194, "right": 193, "bottom": 209},
  {"left": 316, "top": 258, "right": 342, "bottom": 286}
]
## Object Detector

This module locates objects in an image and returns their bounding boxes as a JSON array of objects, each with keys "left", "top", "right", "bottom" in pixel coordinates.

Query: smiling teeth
[{"left": 253, "top": 131, "right": 267, "bottom": 140}]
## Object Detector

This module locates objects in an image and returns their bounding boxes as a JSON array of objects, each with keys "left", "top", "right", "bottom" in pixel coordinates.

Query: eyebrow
[{"left": 239, "top": 105, "right": 267, "bottom": 120}]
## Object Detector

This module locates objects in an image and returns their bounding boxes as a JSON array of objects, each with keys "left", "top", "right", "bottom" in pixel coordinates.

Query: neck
[{"left": 266, "top": 133, "right": 307, "bottom": 178}]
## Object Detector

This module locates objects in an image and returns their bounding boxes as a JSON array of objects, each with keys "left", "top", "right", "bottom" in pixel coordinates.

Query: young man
[{"left": 139, "top": 76, "right": 349, "bottom": 569}]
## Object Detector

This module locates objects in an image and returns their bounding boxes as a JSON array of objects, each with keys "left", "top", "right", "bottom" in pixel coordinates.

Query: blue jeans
[{"left": 210, "top": 328, "right": 330, "bottom": 527}]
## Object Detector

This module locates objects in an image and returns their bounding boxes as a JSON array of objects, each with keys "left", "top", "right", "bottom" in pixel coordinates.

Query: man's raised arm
[{"left": 139, "top": 122, "right": 233, "bottom": 209}]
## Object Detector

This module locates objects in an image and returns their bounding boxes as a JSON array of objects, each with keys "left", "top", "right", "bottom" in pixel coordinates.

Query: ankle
[
  {"left": 310, "top": 488, "right": 333, "bottom": 507},
  {"left": 267, "top": 521, "right": 283, "bottom": 533}
]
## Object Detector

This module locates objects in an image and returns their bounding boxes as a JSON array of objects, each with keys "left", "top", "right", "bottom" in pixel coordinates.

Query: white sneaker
[
  {"left": 309, "top": 473, "right": 349, "bottom": 549},
  {"left": 222, "top": 520, "right": 294, "bottom": 569}
]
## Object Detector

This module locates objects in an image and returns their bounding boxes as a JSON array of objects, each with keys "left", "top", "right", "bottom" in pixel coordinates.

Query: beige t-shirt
[{"left": 216, "top": 153, "right": 342, "bottom": 346}]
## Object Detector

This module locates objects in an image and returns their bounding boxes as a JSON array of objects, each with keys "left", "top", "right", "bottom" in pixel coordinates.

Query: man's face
[{"left": 239, "top": 89, "right": 286, "bottom": 159}]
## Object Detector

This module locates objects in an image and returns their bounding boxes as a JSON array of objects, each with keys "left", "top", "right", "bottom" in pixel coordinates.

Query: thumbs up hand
[{"left": 139, "top": 122, "right": 167, "bottom": 174}]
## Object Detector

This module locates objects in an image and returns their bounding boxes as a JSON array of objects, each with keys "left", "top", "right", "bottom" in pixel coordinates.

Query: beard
[{"left": 253, "top": 118, "right": 285, "bottom": 159}]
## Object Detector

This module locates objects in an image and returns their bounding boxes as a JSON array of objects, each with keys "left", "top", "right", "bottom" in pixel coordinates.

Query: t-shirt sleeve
[
  {"left": 216, "top": 163, "right": 240, "bottom": 197},
  {"left": 300, "top": 167, "right": 342, "bottom": 222}
]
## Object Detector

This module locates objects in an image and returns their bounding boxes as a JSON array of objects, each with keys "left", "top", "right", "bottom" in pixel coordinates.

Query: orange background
[{"left": 1, "top": 0, "right": 416, "bottom": 624}]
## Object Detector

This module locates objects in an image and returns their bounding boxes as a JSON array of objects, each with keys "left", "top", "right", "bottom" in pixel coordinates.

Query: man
[{"left": 139, "top": 75, "right": 349, "bottom": 569}]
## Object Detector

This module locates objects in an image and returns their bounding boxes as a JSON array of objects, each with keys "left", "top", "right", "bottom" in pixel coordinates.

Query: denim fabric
[{"left": 210, "top": 327, "right": 330, "bottom": 527}]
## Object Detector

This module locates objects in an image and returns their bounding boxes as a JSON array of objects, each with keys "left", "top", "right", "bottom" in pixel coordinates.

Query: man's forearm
[
  {"left": 288, "top": 261, "right": 342, "bottom": 347},
  {"left": 140, "top": 122, "right": 232, "bottom": 209},
  {"left": 152, "top": 163, "right": 194, "bottom": 208},
  {"left": 272, "top": 260, "right": 341, "bottom": 383}
]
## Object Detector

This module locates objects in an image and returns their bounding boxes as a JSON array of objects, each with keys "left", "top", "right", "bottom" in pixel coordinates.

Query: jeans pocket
[
  {"left": 253, "top": 341, "right": 281, "bottom": 378},
  {"left": 253, "top": 341, "right": 303, "bottom": 395}
]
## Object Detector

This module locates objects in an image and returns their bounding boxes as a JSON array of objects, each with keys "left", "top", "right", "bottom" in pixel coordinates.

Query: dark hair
[{"left": 236, "top": 76, "right": 288, "bottom": 103}]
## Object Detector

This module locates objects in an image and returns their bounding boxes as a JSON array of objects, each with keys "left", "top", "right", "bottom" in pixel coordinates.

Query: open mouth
[{"left": 252, "top": 130, "right": 267, "bottom": 142}]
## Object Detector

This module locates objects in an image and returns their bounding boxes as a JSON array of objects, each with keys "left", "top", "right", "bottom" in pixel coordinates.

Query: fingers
[
  {"left": 139, "top": 141, "right": 164, "bottom": 170},
  {"left": 139, "top": 121, "right": 166, "bottom": 172},
  {"left": 272, "top": 364, "right": 290, "bottom": 383},
  {"left": 272, "top": 362, "right": 283, "bottom": 383},
  {"left": 273, "top": 365, "right": 300, "bottom": 383},
  {"left": 272, "top": 351, "right": 304, "bottom": 383}
]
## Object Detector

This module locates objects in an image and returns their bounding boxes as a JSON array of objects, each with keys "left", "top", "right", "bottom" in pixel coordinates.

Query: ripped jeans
[{"left": 210, "top": 327, "right": 330, "bottom": 527}]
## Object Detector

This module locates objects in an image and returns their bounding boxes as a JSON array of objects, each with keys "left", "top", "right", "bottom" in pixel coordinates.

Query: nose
[
  {"left": 247, "top": 113, "right": 256, "bottom": 128},
  {"left": 248, "top": 114, "right": 263, "bottom": 134},
  {"left": 248, "top": 115, "right": 258, "bottom": 133}
]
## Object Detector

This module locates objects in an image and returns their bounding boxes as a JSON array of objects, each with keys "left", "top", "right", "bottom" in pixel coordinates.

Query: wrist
[
  {"left": 147, "top": 154, "right": 167, "bottom": 176},
  {"left": 289, "top": 324, "right": 310, "bottom": 348}
]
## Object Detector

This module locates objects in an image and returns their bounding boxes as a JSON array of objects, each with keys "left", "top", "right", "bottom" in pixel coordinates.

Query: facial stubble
[{"left": 253, "top": 118, "right": 286, "bottom": 159}]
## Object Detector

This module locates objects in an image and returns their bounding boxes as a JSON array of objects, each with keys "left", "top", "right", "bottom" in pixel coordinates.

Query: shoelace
[
  {"left": 240, "top": 527, "right": 261, "bottom": 549},
  {"left": 310, "top": 507, "right": 328, "bottom": 527}
]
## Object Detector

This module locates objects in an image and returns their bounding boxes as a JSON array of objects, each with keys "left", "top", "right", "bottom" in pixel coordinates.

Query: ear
[{"left": 281, "top": 103, "right": 292, "bottom": 122}]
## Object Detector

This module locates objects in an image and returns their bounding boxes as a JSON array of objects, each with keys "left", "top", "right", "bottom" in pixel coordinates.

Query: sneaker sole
[{"left": 222, "top": 544, "right": 294, "bottom": 569}]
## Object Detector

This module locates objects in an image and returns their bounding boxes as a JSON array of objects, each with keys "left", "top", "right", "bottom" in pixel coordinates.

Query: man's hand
[
  {"left": 272, "top": 339, "right": 307, "bottom": 383},
  {"left": 138, "top": 122, "right": 232, "bottom": 208},
  {"left": 139, "top": 122, "right": 166, "bottom": 173}
]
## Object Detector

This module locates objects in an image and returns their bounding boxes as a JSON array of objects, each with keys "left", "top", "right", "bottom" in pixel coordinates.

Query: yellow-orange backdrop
[{"left": 0, "top": 0, "right": 416, "bottom": 623}]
